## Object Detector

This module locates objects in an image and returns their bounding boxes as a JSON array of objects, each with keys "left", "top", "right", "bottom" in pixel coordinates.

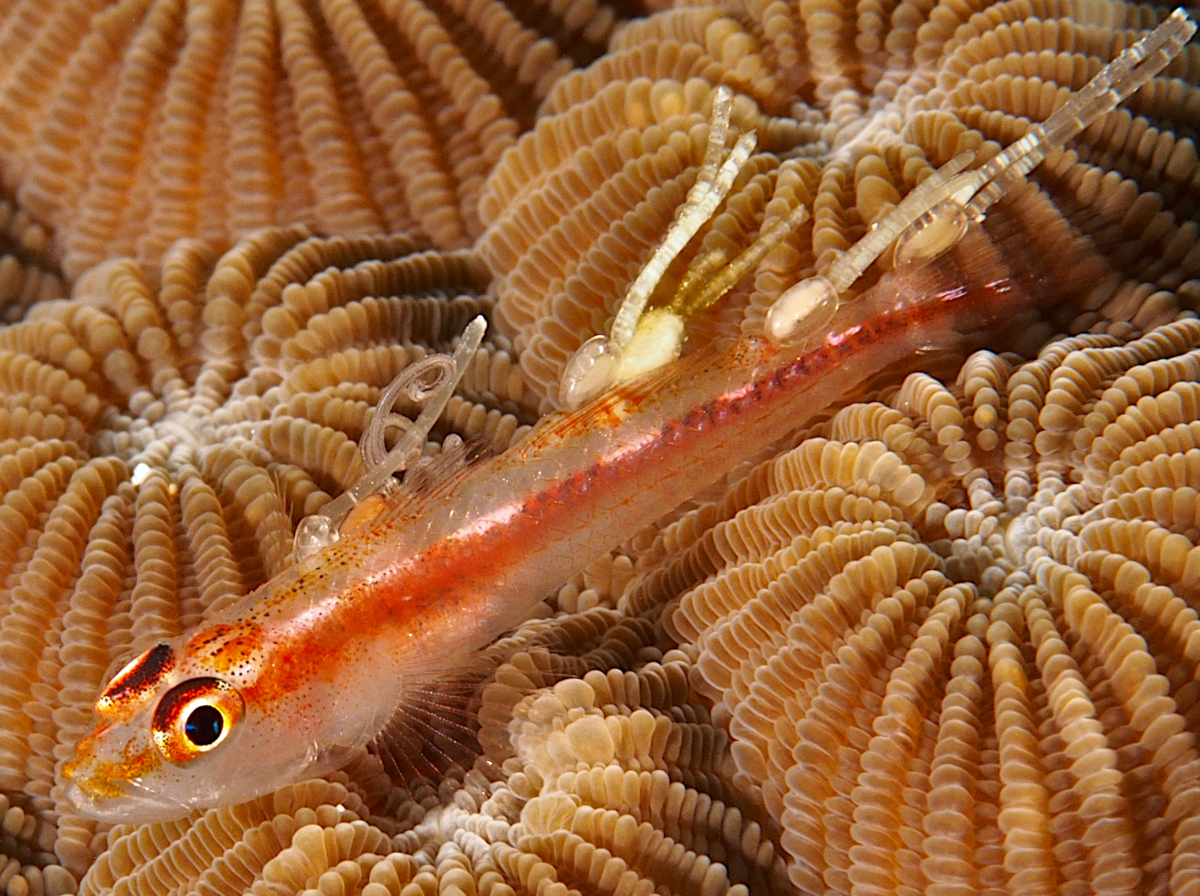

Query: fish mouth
[{"left": 64, "top": 778, "right": 194, "bottom": 824}]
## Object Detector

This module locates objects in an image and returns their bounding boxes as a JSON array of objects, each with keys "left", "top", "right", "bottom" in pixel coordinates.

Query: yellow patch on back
[{"left": 341, "top": 493, "right": 389, "bottom": 535}]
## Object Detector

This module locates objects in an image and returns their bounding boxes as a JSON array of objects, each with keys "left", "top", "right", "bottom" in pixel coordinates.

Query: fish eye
[
  {"left": 184, "top": 704, "right": 224, "bottom": 746},
  {"left": 152, "top": 678, "right": 244, "bottom": 762}
]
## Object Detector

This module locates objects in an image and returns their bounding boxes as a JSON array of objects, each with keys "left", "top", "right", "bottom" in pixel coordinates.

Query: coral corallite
[
  {"left": 631, "top": 319, "right": 1200, "bottom": 894},
  {"left": 0, "top": 1, "right": 1196, "bottom": 896}
]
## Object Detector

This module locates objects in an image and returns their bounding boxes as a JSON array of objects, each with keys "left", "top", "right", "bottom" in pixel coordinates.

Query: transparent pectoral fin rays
[
  {"left": 766, "top": 8, "right": 1197, "bottom": 345},
  {"left": 293, "top": 315, "right": 488, "bottom": 562}
]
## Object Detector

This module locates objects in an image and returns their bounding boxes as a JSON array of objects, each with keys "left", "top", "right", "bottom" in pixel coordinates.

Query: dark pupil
[{"left": 183, "top": 705, "right": 224, "bottom": 746}]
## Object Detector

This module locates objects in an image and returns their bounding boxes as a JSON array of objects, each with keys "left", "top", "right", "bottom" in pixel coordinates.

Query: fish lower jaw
[{"left": 64, "top": 779, "right": 195, "bottom": 825}]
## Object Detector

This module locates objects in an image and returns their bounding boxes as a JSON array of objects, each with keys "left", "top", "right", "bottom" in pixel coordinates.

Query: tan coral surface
[
  {"left": 0, "top": 227, "right": 536, "bottom": 896},
  {"left": 481, "top": 0, "right": 1200, "bottom": 406},
  {"left": 629, "top": 319, "right": 1200, "bottom": 895},
  {"left": 79, "top": 607, "right": 789, "bottom": 896},
  {"left": 69, "top": 319, "right": 1200, "bottom": 896},
  {"left": 0, "top": 193, "right": 64, "bottom": 323},
  {"left": 0, "top": 0, "right": 647, "bottom": 280},
  {"left": 0, "top": 1, "right": 1197, "bottom": 896}
]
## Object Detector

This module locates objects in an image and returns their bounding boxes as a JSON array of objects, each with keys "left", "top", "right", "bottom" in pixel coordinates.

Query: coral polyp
[{"left": 0, "top": 1, "right": 1196, "bottom": 895}]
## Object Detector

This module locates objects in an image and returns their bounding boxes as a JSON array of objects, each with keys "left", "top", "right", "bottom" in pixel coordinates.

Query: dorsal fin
[{"left": 397, "top": 434, "right": 489, "bottom": 495}]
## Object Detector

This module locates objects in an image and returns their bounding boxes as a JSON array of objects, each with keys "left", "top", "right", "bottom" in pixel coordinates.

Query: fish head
[{"left": 60, "top": 623, "right": 333, "bottom": 823}]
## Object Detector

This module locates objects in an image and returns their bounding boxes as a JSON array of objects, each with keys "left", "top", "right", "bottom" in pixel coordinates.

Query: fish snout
[
  {"left": 60, "top": 730, "right": 189, "bottom": 823},
  {"left": 64, "top": 774, "right": 193, "bottom": 824}
]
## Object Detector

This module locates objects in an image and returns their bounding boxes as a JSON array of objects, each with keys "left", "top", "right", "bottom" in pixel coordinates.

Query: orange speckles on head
[
  {"left": 65, "top": 734, "right": 161, "bottom": 800},
  {"left": 71, "top": 768, "right": 126, "bottom": 801},
  {"left": 186, "top": 623, "right": 263, "bottom": 677},
  {"left": 243, "top": 639, "right": 320, "bottom": 709},
  {"left": 209, "top": 632, "right": 262, "bottom": 675},
  {"left": 239, "top": 585, "right": 374, "bottom": 708},
  {"left": 185, "top": 624, "right": 235, "bottom": 653},
  {"left": 60, "top": 732, "right": 97, "bottom": 784},
  {"left": 116, "top": 739, "right": 161, "bottom": 780},
  {"left": 60, "top": 756, "right": 84, "bottom": 783}
]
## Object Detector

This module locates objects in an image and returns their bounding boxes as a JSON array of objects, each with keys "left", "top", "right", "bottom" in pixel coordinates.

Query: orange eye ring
[{"left": 151, "top": 678, "right": 244, "bottom": 762}]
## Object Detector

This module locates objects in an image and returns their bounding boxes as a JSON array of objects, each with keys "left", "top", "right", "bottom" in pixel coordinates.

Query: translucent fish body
[{"left": 63, "top": 218, "right": 1086, "bottom": 822}]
